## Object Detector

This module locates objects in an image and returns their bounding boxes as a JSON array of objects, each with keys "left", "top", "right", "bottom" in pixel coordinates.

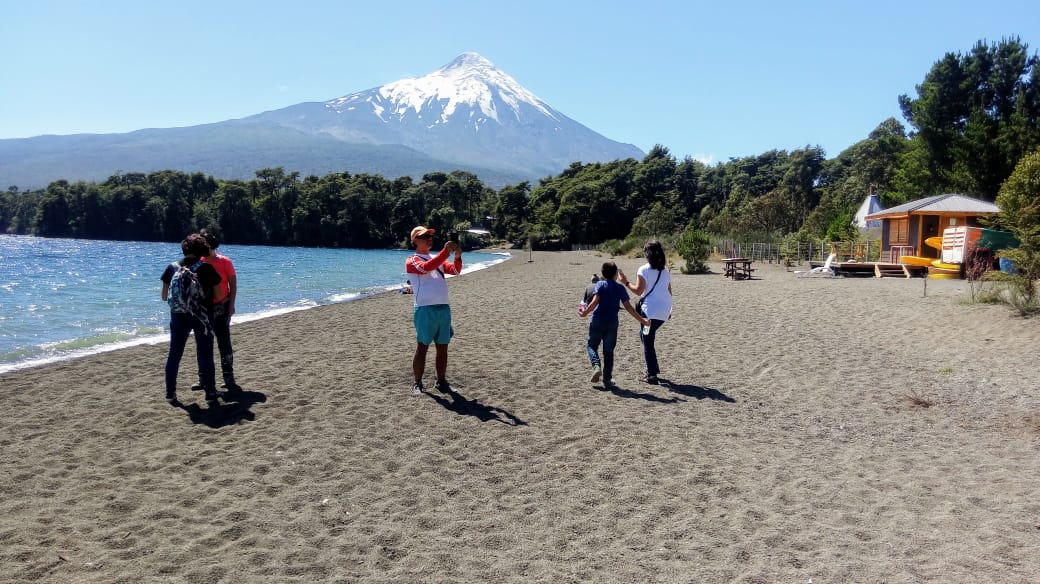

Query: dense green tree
[
  {"left": 779, "top": 146, "right": 826, "bottom": 227},
  {"left": 77, "top": 183, "right": 111, "bottom": 236},
  {"left": 147, "top": 170, "right": 194, "bottom": 240},
  {"left": 631, "top": 145, "right": 676, "bottom": 211},
  {"left": 491, "top": 181, "right": 531, "bottom": 243},
  {"left": 215, "top": 181, "right": 258, "bottom": 244},
  {"left": 34, "top": 181, "right": 74, "bottom": 237},
  {"left": 899, "top": 37, "right": 1040, "bottom": 198},
  {"left": 253, "top": 167, "right": 299, "bottom": 244},
  {"left": 994, "top": 148, "right": 1040, "bottom": 246},
  {"left": 390, "top": 188, "right": 425, "bottom": 246},
  {"left": 803, "top": 120, "right": 909, "bottom": 237},
  {"left": 671, "top": 156, "right": 707, "bottom": 220},
  {"left": 630, "top": 202, "right": 680, "bottom": 238},
  {"left": 994, "top": 148, "right": 1040, "bottom": 312}
]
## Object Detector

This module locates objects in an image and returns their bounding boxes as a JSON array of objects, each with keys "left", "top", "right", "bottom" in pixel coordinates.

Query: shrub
[
  {"left": 600, "top": 237, "right": 637, "bottom": 257},
  {"left": 676, "top": 225, "right": 711, "bottom": 274},
  {"left": 994, "top": 148, "right": 1040, "bottom": 315}
]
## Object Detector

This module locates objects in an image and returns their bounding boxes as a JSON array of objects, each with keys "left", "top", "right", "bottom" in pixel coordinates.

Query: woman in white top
[{"left": 619, "top": 240, "right": 673, "bottom": 384}]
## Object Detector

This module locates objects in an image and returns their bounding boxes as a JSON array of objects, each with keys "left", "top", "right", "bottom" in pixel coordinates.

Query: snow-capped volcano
[
  {"left": 252, "top": 52, "right": 643, "bottom": 177},
  {"left": 329, "top": 52, "right": 559, "bottom": 126},
  {"left": 0, "top": 53, "right": 643, "bottom": 189}
]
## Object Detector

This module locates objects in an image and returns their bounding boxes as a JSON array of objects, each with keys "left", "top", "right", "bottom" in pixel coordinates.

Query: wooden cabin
[{"left": 863, "top": 194, "right": 1001, "bottom": 262}]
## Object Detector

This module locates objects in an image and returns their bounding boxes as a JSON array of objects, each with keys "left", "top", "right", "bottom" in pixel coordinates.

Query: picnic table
[{"left": 722, "top": 257, "right": 754, "bottom": 280}]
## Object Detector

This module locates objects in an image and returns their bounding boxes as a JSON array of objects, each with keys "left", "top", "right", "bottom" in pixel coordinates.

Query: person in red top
[
  {"left": 405, "top": 225, "right": 462, "bottom": 394},
  {"left": 196, "top": 228, "right": 242, "bottom": 394}
]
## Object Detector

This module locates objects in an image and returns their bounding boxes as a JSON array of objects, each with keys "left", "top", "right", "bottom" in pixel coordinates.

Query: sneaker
[
  {"left": 643, "top": 375, "right": 659, "bottom": 384},
  {"left": 190, "top": 382, "right": 203, "bottom": 391},
  {"left": 222, "top": 382, "right": 243, "bottom": 395},
  {"left": 165, "top": 391, "right": 177, "bottom": 404},
  {"left": 412, "top": 380, "right": 425, "bottom": 395},
  {"left": 603, "top": 378, "right": 615, "bottom": 388},
  {"left": 435, "top": 379, "right": 452, "bottom": 393},
  {"left": 590, "top": 364, "right": 602, "bottom": 383},
  {"left": 204, "top": 389, "right": 221, "bottom": 405}
]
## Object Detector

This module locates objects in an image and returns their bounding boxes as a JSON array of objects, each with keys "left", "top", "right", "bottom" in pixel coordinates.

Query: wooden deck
[{"left": 808, "top": 260, "right": 927, "bottom": 278}]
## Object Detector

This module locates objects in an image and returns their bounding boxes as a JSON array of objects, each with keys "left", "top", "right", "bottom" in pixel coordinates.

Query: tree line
[{"left": 2, "top": 37, "right": 1038, "bottom": 249}]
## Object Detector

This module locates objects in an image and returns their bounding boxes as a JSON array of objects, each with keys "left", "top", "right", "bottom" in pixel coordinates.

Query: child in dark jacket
[{"left": 578, "top": 261, "right": 650, "bottom": 387}]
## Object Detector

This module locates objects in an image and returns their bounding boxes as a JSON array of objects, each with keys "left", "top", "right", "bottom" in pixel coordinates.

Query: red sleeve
[
  {"left": 406, "top": 248, "right": 452, "bottom": 274},
  {"left": 443, "top": 255, "right": 463, "bottom": 276}
]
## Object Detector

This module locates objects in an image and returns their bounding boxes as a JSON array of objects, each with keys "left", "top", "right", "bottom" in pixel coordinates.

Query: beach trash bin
[{"left": 999, "top": 257, "right": 1018, "bottom": 274}]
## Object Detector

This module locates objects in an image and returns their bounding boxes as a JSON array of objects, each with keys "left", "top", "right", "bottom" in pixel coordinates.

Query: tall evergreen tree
[{"left": 899, "top": 37, "right": 1040, "bottom": 198}]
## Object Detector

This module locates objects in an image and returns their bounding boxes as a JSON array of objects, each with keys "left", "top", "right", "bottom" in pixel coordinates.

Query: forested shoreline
[{"left": 2, "top": 38, "right": 1038, "bottom": 249}]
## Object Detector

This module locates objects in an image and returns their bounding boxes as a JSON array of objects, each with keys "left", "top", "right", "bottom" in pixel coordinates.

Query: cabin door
[{"left": 920, "top": 215, "right": 941, "bottom": 258}]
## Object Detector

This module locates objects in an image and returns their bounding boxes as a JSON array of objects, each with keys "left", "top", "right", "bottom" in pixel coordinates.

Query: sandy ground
[{"left": 2, "top": 249, "right": 1039, "bottom": 583}]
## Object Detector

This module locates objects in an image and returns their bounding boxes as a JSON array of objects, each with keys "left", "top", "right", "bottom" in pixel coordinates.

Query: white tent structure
[{"left": 854, "top": 191, "right": 883, "bottom": 229}]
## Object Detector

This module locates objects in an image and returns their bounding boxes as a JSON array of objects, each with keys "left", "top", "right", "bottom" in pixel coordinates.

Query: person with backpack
[
  {"left": 618, "top": 239, "right": 673, "bottom": 384},
  {"left": 193, "top": 228, "right": 242, "bottom": 395},
  {"left": 160, "top": 233, "right": 222, "bottom": 405}
]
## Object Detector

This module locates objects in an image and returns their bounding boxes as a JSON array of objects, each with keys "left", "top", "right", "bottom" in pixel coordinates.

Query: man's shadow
[
  {"left": 169, "top": 389, "right": 268, "bottom": 428},
  {"left": 657, "top": 378, "right": 736, "bottom": 402},
  {"left": 425, "top": 388, "right": 527, "bottom": 426},
  {"left": 595, "top": 382, "right": 682, "bottom": 404}
]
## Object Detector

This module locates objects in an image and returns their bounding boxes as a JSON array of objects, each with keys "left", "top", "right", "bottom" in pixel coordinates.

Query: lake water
[{"left": 0, "top": 235, "right": 508, "bottom": 373}]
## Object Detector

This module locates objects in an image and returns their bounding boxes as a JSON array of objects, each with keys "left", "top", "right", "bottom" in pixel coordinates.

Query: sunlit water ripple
[{"left": 0, "top": 235, "right": 508, "bottom": 373}]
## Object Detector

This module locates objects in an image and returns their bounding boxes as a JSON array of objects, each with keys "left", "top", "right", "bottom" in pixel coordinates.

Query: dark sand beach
[{"left": 2, "top": 249, "right": 1039, "bottom": 583}]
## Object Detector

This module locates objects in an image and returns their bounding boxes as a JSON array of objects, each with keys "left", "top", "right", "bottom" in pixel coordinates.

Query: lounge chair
[{"left": 795, "top": 253, "right": 837, "bottom": 278}]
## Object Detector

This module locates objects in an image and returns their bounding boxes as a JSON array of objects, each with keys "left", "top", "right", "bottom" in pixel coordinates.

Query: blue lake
[{"left": 0, "top": 235, "right": 508, "bottom": 373}]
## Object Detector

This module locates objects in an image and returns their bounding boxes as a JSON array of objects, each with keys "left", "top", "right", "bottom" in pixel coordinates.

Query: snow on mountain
[
  {"left": 256, "top": 52, "right": 644, "bottom": 176},
  {"left": 327, "top": 52, "right": 559, "bottom": 127}
]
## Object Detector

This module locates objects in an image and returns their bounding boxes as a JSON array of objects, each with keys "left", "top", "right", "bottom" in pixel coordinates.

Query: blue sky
[{"left": 2, "top": 0, "right": 1037, "bottom": 165}]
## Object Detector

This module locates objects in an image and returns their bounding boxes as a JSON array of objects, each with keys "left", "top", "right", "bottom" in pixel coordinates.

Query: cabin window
[{"left": 890, "top": 218, "right": 909, "bottom": 245}]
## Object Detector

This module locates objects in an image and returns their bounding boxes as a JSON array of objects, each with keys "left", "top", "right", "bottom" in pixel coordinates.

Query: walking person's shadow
[
  {"left": 170, "top": 389, "right": 268, "bottom": 428},
  {"left": 425, "top": 387, "right": 527, "bottom": 426},
  {"left": 596, "top": 382, "right": 681, "bottom": 403},
  {"left": 656, "top": 379, "right": 735, "bottom": 402}
]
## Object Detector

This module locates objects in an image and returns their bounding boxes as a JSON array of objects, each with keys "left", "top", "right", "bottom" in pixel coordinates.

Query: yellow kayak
[
  {"left": 931, "top": 260, "right": 960, "bottom": 270},
  {"left": 925, "top": 236, "right": 944, "bottom": 252},
  {"left": 928, "top": 273, "right": 958, "bottom": 279},
  {"left": 900, "top": 255, "right": 933, "bottom": 267},
  {"left": 928, "top": 265, "right": 960, "bottom": 278}
]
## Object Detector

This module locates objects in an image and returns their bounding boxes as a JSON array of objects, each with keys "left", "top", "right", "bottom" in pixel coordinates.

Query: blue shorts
[{"left": 413, "top": 304, "right": 454, "bottom": 345}]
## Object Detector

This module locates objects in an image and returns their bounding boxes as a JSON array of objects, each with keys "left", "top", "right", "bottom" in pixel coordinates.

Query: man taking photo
[{"left": 405, "top": 226, "right": 462, "bottom": 394}]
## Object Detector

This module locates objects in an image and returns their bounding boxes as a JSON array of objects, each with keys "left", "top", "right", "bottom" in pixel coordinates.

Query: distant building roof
[
  {"left": 854, "top": 192, "right": 883, "bottom": 228},
  {"left": 864, "top": 194, "right": 1000, "bottom": 220}
]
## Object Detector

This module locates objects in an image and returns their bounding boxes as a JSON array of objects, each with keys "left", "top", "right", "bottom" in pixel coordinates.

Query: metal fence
[
  {"left": 570, "top": 239, "right": 889, "bottom": 265},
  {"left": 709, "top": 239, "right": 883, "bottom": 266}
]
